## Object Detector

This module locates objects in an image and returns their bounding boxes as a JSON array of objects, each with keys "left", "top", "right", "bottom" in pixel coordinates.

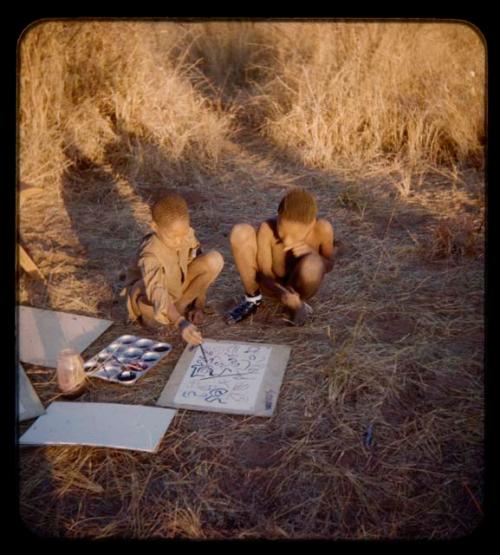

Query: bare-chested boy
[
  {"left": 225, "top": 188, "right": 334, "bottom": 326},
  {"left": 122, "top": 192, "right": 224, "bottom": 345}
]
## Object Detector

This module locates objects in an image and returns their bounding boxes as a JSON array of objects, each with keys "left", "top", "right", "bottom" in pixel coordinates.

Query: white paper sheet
[
  {"left": 18, "top": 363, "right": 45, "bottom": 422},
  {"left": 18, "top": 306, "right": 113, "bottom": 368},
  {"left": 158, "top": 339, "right": 291, "bottom": 416},
  {"left": 173, "top": 342, "right": 272, "bottom": 412},
  {"left": 19, "top": 402, "right": 177, "bottom": 453}
]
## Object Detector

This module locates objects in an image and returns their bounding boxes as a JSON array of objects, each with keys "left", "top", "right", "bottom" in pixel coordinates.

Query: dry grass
[
  {"left": 19, "top": 21, "right": 234, "bottom": 190},
  {"left": 178, "top": 22, "right": 485, "bottom": 176},
  {"left": 258, "top": 22, "right": 485, "bottom": 176},
  {"left": 18, "top": 20, "right": 484, "bottom": 540},
  {"left": 422, "top": 214, "right": 484, "bottom": 261}
]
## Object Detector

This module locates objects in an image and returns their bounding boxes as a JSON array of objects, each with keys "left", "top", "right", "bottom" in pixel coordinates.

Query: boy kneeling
[
  {"left": 122, "top": 192, "right": 224, "bottom": 345},
  {"left": 226, "top": 188, "right": 334, "bottom": 326}
]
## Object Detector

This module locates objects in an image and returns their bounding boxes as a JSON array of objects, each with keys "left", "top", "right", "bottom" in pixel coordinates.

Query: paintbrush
[
  {"left": 84, "top": 344, "right": 122, "bottom": 377},
  {"left": 275, "top": 282, "right": 294, "bottom": 296},
  {"left": 189, "top": 342, "right": 209, "bottom": 365},
  {"left": 199, "top": 343, "right": 209, "bottom": 365}
]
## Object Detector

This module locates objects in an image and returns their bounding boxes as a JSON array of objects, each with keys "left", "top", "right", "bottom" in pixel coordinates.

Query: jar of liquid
[{"left": 56, "top": 348, "right": 87, "bottom": 398}]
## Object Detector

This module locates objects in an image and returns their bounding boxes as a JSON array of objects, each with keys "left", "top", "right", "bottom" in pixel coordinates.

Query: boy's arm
[
  {"left": 190, "top": 229, "right": 202, "bottom": 258},
  {"left": 139, "top": 255, "right": 180, "bottom": 324},
  {"left": 317, "top": 219, "right": 335, "bottom": 273},
  {"left": 281, "top": 219, "right": 335, "bottom": 272},
  {"left": 139, "top": 254, "right": 202, "bottom": 344},
  {"left": 256, "top": 222, "right": 289, "bottom": 297}
]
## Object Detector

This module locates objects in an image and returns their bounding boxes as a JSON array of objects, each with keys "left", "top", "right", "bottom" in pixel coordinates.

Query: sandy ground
[{"left": 18, "top": 130, "right": 484, "bottom": 539}]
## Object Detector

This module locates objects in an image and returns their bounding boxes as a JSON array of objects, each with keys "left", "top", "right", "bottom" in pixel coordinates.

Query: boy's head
[
  {"left": 151, "top": 192, "right": 190, "bottom": 248},
  {"left": 277, "top": 188, "right": 317, "bottom": 248}
]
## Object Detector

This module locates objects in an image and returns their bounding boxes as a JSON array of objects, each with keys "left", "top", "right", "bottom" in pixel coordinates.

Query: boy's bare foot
[
  {"left": 187, "top": 307, "right": 205, "bottom": 325},
  {"left": 280, "top": 286, "right": 302, "bottom": 311},
  {"left": 290, "top": 301, "right": 314, "bottom": 326}
]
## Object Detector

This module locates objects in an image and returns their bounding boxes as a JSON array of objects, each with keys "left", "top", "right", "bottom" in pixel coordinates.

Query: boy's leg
[
  {"left": 225, "top": 224, "right": 263, "bottom": 324},
  {"left": 126, "top": 280, "right": 164, "bottom": 330},
  {"left": 284, "top": 253, "right": 326, "bottom": 325},
  {"left": 176, "top": 250, "right": 224, "bottom": 317},
  {"left": 286, "top": 252, "right": 326, "bottom": 299},
  {"left": 230, "top": 224, "right": 259, "bottom": 295}
]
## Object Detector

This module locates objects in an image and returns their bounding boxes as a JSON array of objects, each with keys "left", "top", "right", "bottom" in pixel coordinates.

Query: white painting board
[
  {"left": 18, "top": 306, "right": 113, "bottom": 368},
  {"left": 156, "top": 339, "right": 291, "bottom": 417},
  {"left": 19, "top": 402, "right": 177, "bottom": 453},
  {"left": 18, "top": 363, "right": 45, "bottom": 422}
]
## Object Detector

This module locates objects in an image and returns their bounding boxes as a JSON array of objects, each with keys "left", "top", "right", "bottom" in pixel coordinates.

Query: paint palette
[{"left": 84, "top": 335, "right": 172, "bottom": 385}]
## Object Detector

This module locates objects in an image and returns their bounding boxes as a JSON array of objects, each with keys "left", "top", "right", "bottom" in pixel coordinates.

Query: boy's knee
[
  {"left": 230, "top": 223, "right": 256, "bottom": 246},
  {"left": 204, "top": 250, "right": 224, "bottom": 275},
  {"left": 298, "top": 252, "right": 325, "bottom": 280}
]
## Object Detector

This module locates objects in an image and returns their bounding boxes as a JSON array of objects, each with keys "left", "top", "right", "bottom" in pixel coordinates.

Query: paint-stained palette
[{"left": 84, "top": 335, "right": 172, "bottom": 385}]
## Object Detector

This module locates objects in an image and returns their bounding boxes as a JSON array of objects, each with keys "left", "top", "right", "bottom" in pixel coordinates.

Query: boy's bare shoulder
[{"left": 315, "top": 218, "right": 334, "bottom": 235}]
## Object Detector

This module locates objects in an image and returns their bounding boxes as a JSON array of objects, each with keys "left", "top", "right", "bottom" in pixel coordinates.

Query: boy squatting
[
  {"left": 225, "top": 187, "right": 335, "bottom": 326},
  {"left": 122, "top": 188, "right": 334, "bottom": 343},
  {"left": 121, "top": 192, "right": 223, "bottom": 346}
]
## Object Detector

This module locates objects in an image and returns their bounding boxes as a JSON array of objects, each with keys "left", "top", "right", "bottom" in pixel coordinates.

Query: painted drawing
[{"left": 173, "top": 342, "right": 272, "bottom": 412}]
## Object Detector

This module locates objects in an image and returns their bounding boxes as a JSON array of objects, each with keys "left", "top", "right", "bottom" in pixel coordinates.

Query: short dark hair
[
  {"left": 151, "top": 192, "right": 189, "bottom": 227},
  {"left": 278, "top": 188, "right": 317, "bottom": 223}
]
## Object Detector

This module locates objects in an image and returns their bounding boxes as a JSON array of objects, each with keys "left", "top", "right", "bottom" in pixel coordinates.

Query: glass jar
[{"left": 56, "top": 348, "right": 86, "bottom": 398}]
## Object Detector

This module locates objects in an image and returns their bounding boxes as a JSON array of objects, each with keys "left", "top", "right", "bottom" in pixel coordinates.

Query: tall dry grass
[
  {"left": 19, "top": 20, "right": 485, "bottom": 191},
  {"left": 255, "top": 22, "right": 485, "bottom": 174},
  {"left": 183, "top": 21, "right": 484, "bottom": 173},
  {"left": 19, "top": 21, "right": 234, "bottom": 189}
]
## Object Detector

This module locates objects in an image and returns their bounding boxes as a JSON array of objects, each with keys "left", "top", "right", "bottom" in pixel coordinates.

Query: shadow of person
[
  {"left": 101, "top": 117, "right": 240, "bottom": 322},
  {"left": 102, "top": 116, "right": 204, "bottom": 205},
  {"left": 102, "top": 117, "right": 218, "bottom": 245},
  {"left": 59, "top": 143, "right": 149, "bottom": 321}
]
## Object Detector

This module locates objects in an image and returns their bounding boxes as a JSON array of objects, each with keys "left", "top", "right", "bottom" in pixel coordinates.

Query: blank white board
[
  {"left": 18, "top": 363, "right": 45, "bottom": 422},
  {"left": 18, "top": 306, "right": 113, "bottom": 368},
  {"left": 157, "top": 339, "right": 291, "bottom": 417},
  {"left": 19, "top": 402, "right": 177, "bottom": 453}
]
